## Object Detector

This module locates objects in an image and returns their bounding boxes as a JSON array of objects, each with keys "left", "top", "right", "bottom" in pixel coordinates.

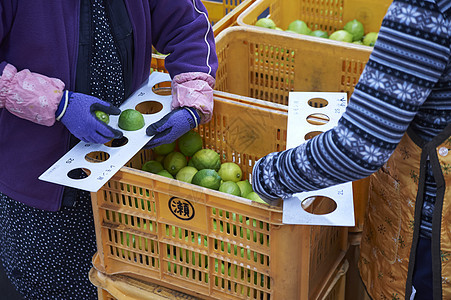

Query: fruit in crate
[
  {"left": 255, "top": 17, "right": 276, "bottom": 29},
  {"left": 178, "top": 130, "right": 203, "bottom": 156},
  {"left": 246, "top": 191, "right": 266, "bottom": 204},
  {"left": 191, "top": 169, "right": 222, "bottom": 190},
  {"left": 287, "top": 20, "right": 311, "bottom": 35},
  {"left": 219, "top": 181, "right": 241, "bottom": 196},
  {"left": 329, "top": 30, "right": 354, "bottom": 42},
  {"left": 310, "top": 30, "right": 329, "bottom": 38},
  {"left": 343, "top": 19, "right": 365, "bottom": 41},
  {"left": 175, "top": 166, "right": 198, "bottom": 183},
  {"left": 363, "top": 32, "right": 378, "bottom": 46},
  {"left": 152, "top": 141, "right": 176, "bottom": 156},
  {"left": 163, "top": 151, "right": 187, "bottom": 176},
  {"left": 118, "top": 109, "right": 145, "bottom": 131},
  {"left": 142, "top": 160, "right": 164, "bottom": 174},
  {"left": 218, "top": 162, "right": 242, "bottom": 182},
  {"left": 190, "top": 149, "right": 221, "bottom": 171},
  {"left": 157, "top": 169, "right": 173, "bottom": 179},
  {"left": 236, "top": 180, "right": 253, "bottom": 198}
]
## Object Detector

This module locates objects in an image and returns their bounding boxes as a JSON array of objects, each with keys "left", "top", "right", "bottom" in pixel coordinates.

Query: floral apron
[{"left": 359, "top": 124, "right": 451, "bottom": 300}]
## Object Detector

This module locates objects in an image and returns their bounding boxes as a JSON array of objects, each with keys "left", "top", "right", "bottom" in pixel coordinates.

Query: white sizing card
[
  {"left": 39, "top": 72, "right": 173, "bottom": 192},
  {"left": 282, "top": 92, "right": 355, "bottom": 226}
]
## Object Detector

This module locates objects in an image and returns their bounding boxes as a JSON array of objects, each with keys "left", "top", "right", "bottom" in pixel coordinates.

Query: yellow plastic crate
[
  {"left": 236, "top": 0, "right": 391, "bottom": 43},
  {"left": 150, "top": 0, "right": 255, "bottom": 74},
  {"left": 90, "top": 92, "right": 348, "bottom": 300},
  {"left": 91, "top": 259, "right": 348, "bottom": 300},
  {"left": 215, "top": 25, "right": 373, "bottom": 105}
]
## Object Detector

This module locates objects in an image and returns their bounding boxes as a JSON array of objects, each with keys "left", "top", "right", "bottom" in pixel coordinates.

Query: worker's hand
[
  {"left": 145, "top": 107, "right": 200, "bottom": 148},
  {"left": 251, "top": 152, "right": 288, "bottom": 205},
  {"left": 57, "top": 91, "right": 123, "bottom": 144}
]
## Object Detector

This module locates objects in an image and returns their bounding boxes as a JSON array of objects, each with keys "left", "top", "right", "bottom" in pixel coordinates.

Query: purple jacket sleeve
[{"left": 150, "top": 0, "right": 218, "bottom": 79}]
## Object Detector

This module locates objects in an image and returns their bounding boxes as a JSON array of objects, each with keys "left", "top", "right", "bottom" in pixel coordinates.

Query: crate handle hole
[{"left": 301, "top": 196, "right": 337, "bottom": 215}]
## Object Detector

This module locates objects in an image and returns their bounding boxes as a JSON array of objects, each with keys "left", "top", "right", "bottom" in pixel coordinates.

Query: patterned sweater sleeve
[{"left": 252, "top": 0, "right": 450, "bottom": 202}]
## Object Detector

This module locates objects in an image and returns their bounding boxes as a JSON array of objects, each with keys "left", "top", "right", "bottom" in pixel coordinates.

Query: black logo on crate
[{"left": 168, "top": 197, "right": 195, "bottom": 220}]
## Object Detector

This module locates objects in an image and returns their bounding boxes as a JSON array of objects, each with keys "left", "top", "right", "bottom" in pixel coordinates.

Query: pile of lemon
[
  {"left": 142, "top": 130, "right": 266, "bottom": 204},
  {"left": 255, "top": 17, "right": 378, "bottom": 46}
]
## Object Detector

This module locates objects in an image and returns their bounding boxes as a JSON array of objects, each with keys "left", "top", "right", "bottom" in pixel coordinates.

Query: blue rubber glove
[
  {"left": 145, "top": 107, "right": 200, "bottom": 148},
  {"left": 57, "top": 91, "right": 123, "bottom": 144}
]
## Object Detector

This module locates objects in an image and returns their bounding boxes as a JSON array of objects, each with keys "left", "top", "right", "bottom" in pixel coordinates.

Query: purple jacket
[{"left": 0, "top": 0, "right": 218, "bottom": 211}]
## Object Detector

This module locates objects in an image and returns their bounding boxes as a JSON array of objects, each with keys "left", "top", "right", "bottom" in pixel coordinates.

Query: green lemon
[
  {"left": 246, "top": 191, "right": 267, "bottom": 204},
  {"left": 178, "top": 130, "right": 203, "bottom": 157},
  {"left": 287, "top": 20, "right": 311, "bottom": 35},
  {"left": 118, "top": 109, "right": 145, "bottom": 131},
  {"left": 157, "top": 169, "right": 174, "bottom": 179},
  {"left": 95, "top": 110, "right": 110, "bottom": 124},
  {"left": 236, "top": 180, "right": 253, "bottom": 198},
  {"left": 175, "top": 166, "right": 198, "bottom": 183},
  {"left": 310, "top": 30, "right": 329, "bottom": 38},
  {"left": 190, "top": 149, "right": 221, "bottom": 171},
  {"left": 152, "top": 141, "right": 176, "bottom": 156},
  {"left": 343, "top": 19, "right": 365, "bottom": 41},
  {"left": 219, "top": 181, "right": 241, "bottom": 196},
  {"left": 163, "top": 151, "right": 187, "bottom": 176},
  {"left": 363, "top": 32, "right": 378, "bottom": 46},
  {"left": 255, "top": 17, "right": 276, "bottom": 29},
  {"left": 329, "top": 30, "right": 353, "bottom": 42},
  {"left": 142, "top": 160, "right": 164, "bottom": 174},
  {"left": 191, "top": 169, "right": 222, "bottom": 190},
  {"left": 218, "top": 162, "right": 242, "bottom": 183}
]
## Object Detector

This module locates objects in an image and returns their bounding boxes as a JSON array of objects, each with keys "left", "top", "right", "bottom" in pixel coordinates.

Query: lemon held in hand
[
  {"left": 95, "top": 110, "right": 110, "bottom": 124},
  {"left": 118, "top": 109, "right": 145, "bottom": 131}
]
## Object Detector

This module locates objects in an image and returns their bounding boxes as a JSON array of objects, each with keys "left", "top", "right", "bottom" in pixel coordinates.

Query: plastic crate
[
  {"left": 90, "top": 93, "right": 349, "bottom": 300},
  {"left": 236, "top": 0, "right": 391, "bottom": 45},
  {"left": 90, "top": 268, "right": 199, "bottom": 300},
  {"left": 214, "top": 25, "right": 373, "bottom": 105},
  {"left": 150, "top": 0, "right": 255, "bottom": 74},
  {"left": 90, "top": 259, "right": 348, "bottom": 300},
  {"left": 316, "top": 258, "right": 348, "bottom": 300}
]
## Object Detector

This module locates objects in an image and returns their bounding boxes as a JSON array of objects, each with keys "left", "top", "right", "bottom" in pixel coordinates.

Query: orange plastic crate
[
  {"left": 214, "top": 25, "right": 373, "bottom": 105},
  {"left": 236, "top": 0, "right": 391, "bottom": 45},
  {"left": 90, "top": 258, "right": 348, "bottom": 300},
  {"left": 90, "top": 93, "right": 348, "bottom": 300}
]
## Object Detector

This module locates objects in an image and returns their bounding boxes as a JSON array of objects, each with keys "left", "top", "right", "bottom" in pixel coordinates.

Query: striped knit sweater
[{"left": 252, "top": 0, "right": 451, "bottom": 238}]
